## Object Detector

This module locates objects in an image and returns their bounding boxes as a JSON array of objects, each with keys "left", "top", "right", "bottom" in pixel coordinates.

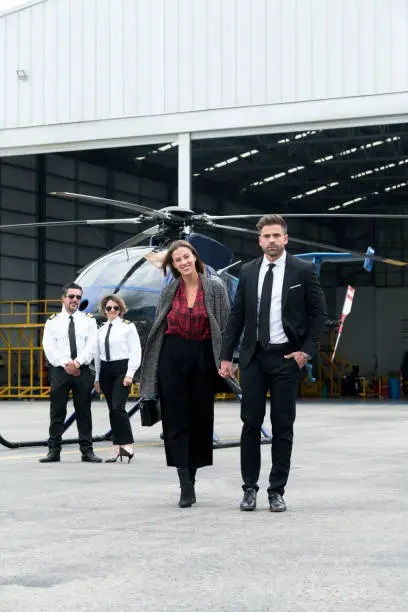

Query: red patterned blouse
[{"left": 165, "top": 277, "right": 211, "bottom": 341}]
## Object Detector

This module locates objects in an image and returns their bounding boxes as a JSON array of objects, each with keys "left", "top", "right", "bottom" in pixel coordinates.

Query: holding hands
[
  {"left": 218, "top": 360, "right": 235, "bottom": 379},
  {"left": 123, "top": 376, "right": 133, "bottom": 387}
]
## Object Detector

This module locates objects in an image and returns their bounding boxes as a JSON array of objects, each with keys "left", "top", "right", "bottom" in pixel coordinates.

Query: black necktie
[
  {"left": 68, "top": 315, "right": 77, "bottom": 360},
  {"left": 258, "top": 263, "right": 275, "bottom": 349},
  {"left": 105, "top": 323, "right": 112, "bottom": 361}
]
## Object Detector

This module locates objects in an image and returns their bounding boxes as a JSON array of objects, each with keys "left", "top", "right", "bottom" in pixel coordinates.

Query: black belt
[
  {"left": 257, "top": 341, "right": 293, "bottom": 352},
  {"left": 57, "top": 364, "right": 90, "bottom": 369}
]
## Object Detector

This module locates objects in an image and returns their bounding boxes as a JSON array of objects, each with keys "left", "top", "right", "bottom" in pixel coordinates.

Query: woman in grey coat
[{"left": 139, "top": 240, "right": 230, "bottom": 508}]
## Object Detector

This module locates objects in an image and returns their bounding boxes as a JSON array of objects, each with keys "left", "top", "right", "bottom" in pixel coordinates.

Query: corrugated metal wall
[
  {"left": 0, "top": 153, "right": 167, "bottom": 299},
  {"left": 1, "top": 0, "right": 407, "bottom": 130}
]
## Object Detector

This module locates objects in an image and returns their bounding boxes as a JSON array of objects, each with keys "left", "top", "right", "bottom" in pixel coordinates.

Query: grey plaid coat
[{"left": 139, "top": 274, "right": 230, "bottom": 399}]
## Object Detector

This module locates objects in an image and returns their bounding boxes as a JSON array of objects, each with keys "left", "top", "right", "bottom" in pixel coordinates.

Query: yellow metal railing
[
  {"left": 0, "top": 301, "right": 61, "bottom": 397},
  {"left": 0, "top": 301, "right": 62, "bottom": 397},
  {"left": 0, "top": 325, "right": 49, "bottom": 398},
  {"left": 0, "top": 299, "right": 62, "bottom": 326}
]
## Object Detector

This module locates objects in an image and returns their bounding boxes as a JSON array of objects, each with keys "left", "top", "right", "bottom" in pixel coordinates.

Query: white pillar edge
[{"left": 177, "top": 132, "right": 192, "bottom": 210}]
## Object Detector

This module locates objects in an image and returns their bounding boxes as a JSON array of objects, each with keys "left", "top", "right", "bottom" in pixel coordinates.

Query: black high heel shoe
[
  {"left": 105, "top": 453, "right": 120, "bottom": 463},
  {"left": 119, "top": 447, "right": 134, "bottom": 463}
]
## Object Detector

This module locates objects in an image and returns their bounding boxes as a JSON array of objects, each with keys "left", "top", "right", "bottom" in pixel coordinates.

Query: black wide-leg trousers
[
  {"left": 240, "top": 344, "right": 300, "bottom": 496},
  {"left": 48, "top": 365, "right": 94, "bottom": 453},
  {"left": 99, "top": 359, "right": 134, "bottom": 445},
  {"left": 158, "top": 335, "right": 216, "bottom": 469}
]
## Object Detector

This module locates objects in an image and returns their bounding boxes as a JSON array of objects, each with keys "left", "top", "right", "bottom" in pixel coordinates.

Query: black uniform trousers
[
  {"left": 48, "top": 365, "right": 94, "bottom": 453},
  {"left": 158, "top": 334, "right": 216, "bottom": 469},
  {"left": 240, "top": 343, "right": 300, "bottom": 496},
  {"left": 99, "top": 359, "right": 134, "bottom": 445}
]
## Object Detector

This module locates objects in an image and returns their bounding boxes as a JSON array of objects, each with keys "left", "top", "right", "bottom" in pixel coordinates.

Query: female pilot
[{"left": 94, "top": 295, "right": 141, "bottom": 463}]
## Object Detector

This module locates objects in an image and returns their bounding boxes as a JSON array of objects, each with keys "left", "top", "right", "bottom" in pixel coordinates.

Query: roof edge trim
[{"left": 0, "top": 0, "right": 48, "bottom": 19}]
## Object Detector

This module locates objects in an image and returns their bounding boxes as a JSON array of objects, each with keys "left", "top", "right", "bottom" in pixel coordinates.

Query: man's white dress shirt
[
  {"left": 257, "top": 250, "right": 289, "bottom": 344},
  {"left": 42, "top": 308, "right": 98, "bottom": 367}
]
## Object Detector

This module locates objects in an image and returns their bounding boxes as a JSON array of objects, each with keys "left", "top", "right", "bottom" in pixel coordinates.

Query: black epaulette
[
  {"left": 86, "top": 313, "right": 94, "bottom": 318},
  {"left": 48, "top": 313, "right": 57, "bottom": 320},
  {"left": 123, "top": 319, "right": 131, "bottom": 324}
]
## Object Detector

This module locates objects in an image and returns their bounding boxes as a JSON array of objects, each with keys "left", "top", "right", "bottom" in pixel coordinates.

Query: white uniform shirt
[
  {"left": 42, "top": 308, "right": 98, "bottom": 367},
  {"left": 94, "top": 317, "right": 142, "bottom": 381},
  {"left": 257, "top": 250, "right": 289, "bottom": 344}
]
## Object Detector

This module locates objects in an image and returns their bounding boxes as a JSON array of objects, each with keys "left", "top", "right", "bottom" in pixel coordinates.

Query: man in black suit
[{"left": 219, "top": 214, "right": 327, "bottom": 512}]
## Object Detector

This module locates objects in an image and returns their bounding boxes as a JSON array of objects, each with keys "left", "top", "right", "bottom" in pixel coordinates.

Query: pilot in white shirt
[
  {"left": 43, "top": 308, "right": 97, "bottom": 368},
  {"left": 94, "top": 295, "right": 142, "bottom": 463},
  {"left": 39, "top": 282, "right": 101, "bottom": 464}
]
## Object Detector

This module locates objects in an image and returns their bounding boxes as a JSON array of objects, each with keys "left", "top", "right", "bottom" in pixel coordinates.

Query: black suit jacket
[{"left": 220, "top": 252, "right": 328, "bottom": 369}]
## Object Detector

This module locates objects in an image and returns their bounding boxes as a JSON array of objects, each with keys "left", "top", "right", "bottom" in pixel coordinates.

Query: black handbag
[{"left": 139, "top": 398, "right": 161, "bottom": 427}]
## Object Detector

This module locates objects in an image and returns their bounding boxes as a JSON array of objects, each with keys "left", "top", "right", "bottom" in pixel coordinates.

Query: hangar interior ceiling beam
[
  {"left": 114, "top": 123, "right": 408, "bottom": 217},
  {"left": 39, "top": 119, "right": 407, "bottom": 290}
]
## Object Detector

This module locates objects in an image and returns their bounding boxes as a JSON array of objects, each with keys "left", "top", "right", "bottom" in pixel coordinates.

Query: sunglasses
[
  {"left": 67, "top": 294, "right": 82, "bottom": 300},
  {"left": 106, "top": 305, "right": 120, "bottom": 312}
]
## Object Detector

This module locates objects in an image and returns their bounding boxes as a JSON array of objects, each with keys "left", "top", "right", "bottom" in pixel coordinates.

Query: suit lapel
[
  {"left": 281, "top": 252, "right": 298, "bottom": 309},
  {"left": 248, "top": 257, "right": 263, "bottom": 321}
]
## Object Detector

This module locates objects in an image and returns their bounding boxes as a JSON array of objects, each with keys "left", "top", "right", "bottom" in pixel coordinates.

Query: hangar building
[{"left": 1, "top": 0, "right": 408, "bottom": 380}]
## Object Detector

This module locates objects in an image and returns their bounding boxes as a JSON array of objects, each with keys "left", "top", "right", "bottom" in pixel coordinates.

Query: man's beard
[{"left": 263, "top": 244, "right": 284, "bottom": 257}]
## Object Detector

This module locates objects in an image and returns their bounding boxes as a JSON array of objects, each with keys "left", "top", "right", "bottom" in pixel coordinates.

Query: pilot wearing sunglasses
[
  {"left": 94, "top": 294, "right": 142, "bottom": 463},
  {"left": 40, "top": 282, "right": 101, "bottom": 464}
]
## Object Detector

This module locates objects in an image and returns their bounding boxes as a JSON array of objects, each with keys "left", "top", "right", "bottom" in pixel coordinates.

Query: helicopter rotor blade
[
  {"left": 208, "top": 222, "right": 258, "bottom": 237},
  {"left": 209, "top": 223, "right": 408, "bottom": 268},
  {"left": 205, "top": 213, "right": 408, "bottom": 220},
  {"left": 286, "top": 235, "right": 408, "bottom": 267},
  {"left": 50, "top": 192, "right": 170, "bottom": 220},
  {"left": 0, "top": 218, "right": 144, "bottom": 231}
]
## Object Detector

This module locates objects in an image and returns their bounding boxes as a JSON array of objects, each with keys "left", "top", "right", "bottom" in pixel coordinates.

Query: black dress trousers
[
  {"left": 99, "top": 359, "right": 134, "bottom": 445},
  {"left": 49, "top": 365, "right": 94, "bottom": 452},
  {"left": 158, "top": 334, "right": 216, "bottom": 469},
  {"left": 240, "top": 343, "right": 300, "bottom": 496}
]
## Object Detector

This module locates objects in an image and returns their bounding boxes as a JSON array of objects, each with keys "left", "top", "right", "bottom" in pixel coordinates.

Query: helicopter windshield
[
  {"left": 76, "top": 247, "right": 154, "bottom": 288},
  {"left": 75, "top": 247, "right": 165, "bottom": 351}
]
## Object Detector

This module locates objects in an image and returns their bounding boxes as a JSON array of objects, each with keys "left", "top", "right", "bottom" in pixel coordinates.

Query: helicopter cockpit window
[
  {"left": 76, "top": 248, "right": 153, "bottom": 288},
  {"left": 120, "top": 256, "right": 164, "bottom": 292}
]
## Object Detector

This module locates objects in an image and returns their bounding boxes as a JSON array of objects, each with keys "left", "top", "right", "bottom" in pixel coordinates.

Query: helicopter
[{"left": 2, "top": 190, "right": 408, "bottom": 355}]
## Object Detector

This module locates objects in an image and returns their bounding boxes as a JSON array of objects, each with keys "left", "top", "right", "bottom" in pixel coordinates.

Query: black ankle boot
[
  {"left": 177, "top": 468, "right": 196, "bottom": 507},
  {"left": 189, "top": 467, "right": 197, "bottom": 485}
]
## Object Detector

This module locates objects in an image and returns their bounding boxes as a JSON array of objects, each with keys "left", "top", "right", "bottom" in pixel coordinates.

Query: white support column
[{"left": 178, "top": 133, "right": 192, "bottom": 209}]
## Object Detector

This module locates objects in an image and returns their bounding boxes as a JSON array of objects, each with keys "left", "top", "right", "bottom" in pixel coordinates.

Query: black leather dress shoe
[
  {"left": 240, "top": 488, "right": 257, "bottom": 511},
  {"left": 39, "top": 451, "right": 60, "bottom": 463},
  {"left": 269, "top": 493, "right": 287, "bottom": 512},
  {"left": 81, "top": 451, "right": 103, "bottom": 463}
]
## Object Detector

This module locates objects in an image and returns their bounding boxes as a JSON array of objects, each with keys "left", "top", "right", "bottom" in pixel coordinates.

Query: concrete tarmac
[{"left": 1, "top": 398, "right": 408, "bottom": 611}]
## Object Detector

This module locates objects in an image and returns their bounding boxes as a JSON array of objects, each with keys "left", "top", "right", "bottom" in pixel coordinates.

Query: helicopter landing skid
[
  {"left": 212, "top": 392, "right": 272, "bottom": 449},
  {"left": 0, "top": 394, "right": 142, "bottom": 450},
  {"left": 0, "top": 391, "right": 272, "bottom": 450}
]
